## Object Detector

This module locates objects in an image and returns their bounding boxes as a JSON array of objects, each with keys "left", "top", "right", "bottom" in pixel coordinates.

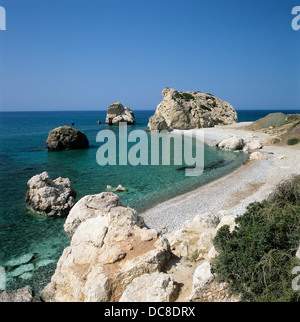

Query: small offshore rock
[
  {"left": 115, "top": 184, "right": 127, "bottom": 192},
  {"left": 106, "top": 102, "right": 135, "bottom": 125},
  {"left": 46, "top": 126, "right": 89, "bottom": 151},
  {"left": 25, "top": 172, "right": 76, "bottom": 217}
]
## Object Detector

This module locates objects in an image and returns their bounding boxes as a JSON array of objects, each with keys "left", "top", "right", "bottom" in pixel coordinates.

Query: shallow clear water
[{"left": 1, "top": 109, "right": 295, "bottom": 293}]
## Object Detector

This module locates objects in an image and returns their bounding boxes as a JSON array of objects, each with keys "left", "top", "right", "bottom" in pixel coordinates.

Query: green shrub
[
  {"left": 291, "top": 120, "right": 300, "bottom": 129},
  {"left": 269, "top": 175, "right": 300, "bottom": 204},
  {"left": 287, "top": 137, "right": 300, "bottom": 146},
  {"left": 179, "top": 93, "right": 195, "bottom": 101},
  {"left": 212, "top": 176, "right": 300, "bottom": 302},
  {"left": 200, "top": 105, "right": 212, "bottom": 112}
]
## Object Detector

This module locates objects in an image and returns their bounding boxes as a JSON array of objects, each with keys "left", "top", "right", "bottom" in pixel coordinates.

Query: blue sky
[{"left": 0, "top": 0, "right": 299, "bottom": 111}]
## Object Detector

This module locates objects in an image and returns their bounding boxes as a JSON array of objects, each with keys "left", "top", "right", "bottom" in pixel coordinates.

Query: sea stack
[
  {"left": 148, "top": 88, "right": 238, "bottom": 131},
  {"left": 46, "top": 126, "right": 89, "bottom": 151},
  {"left": 105, "top": 101, "right": 135, "bottom": 125}
]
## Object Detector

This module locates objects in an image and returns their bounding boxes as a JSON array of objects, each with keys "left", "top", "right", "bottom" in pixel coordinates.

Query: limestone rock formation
[
  {"left": 148, "top": 114, "right": 170, "bottom": 132},
  {"left": 105, "top": 102, "right": 135, "bottom": 125},
  {"left": 249, "top": 151, "right": 268, "bottom": 160},
  {"left": 25, "top": 172, "right": 76, "bottom": 217},
  {"left": 217, "top": 136, "right": 245, "bottom": 151},
  {"left": 46, "top": 126, "right": 89, "bottom": 151},
  {"left": 245, "top": 140, "right": 263, "bottom": 151},
  {"left": 148, "top": 88, "right": 237, "bottom": 131},
  {"left": 189, "top": 262, "right": 214, "bottom": 302},
  {"left": 41, "top": 192, "right": 170, "bottom": 302},
  {"left": 0, "top": 287, "right": 33, "bottom": 302},
  {"left": 119, "top": 272, "right": 177, "bottom": 302},
  {"left": 167, "top": 213, "right": 220, "bottom": 261}
]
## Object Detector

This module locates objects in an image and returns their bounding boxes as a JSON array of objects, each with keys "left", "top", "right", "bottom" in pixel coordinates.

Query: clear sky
[{"left": 0, "top": 0, "right": 299, "bottom": 111}]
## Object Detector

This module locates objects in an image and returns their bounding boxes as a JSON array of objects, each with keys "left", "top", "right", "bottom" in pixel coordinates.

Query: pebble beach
[{"left": 141, "top": 122, "right": 300, "bottom": 232}]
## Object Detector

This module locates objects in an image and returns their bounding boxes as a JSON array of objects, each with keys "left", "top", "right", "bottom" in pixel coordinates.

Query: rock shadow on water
[
  {"left": 25, "top": 146, "right": 48, "bottom": 153},
  {"left": 175, "top": 159, "right": 227, "bottom": 173}
]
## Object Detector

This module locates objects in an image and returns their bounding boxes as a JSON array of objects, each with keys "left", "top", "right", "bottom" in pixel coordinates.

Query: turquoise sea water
[{"left": 0, "top": 109, "right": 298, "bottom": 294}]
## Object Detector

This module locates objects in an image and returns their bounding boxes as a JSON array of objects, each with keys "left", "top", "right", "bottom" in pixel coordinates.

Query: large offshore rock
[
  {"left": 41, "top": 192, "right": 171, "bottom": 302},
  {"left": 46, "top": 126, "right": 89, "bottom": 151},
  {"left": 25, "top": 172, "right": 76, "bottom": 217},
  {"left": 148, "top": 88, "right": 237, "bottom": 130},
  {"left": 105, "top": 102, "right": 135, "bottom": 125}
]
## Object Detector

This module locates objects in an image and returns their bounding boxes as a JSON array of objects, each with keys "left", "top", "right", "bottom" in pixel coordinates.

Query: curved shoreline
[{"left": 140, "top": 123, "right": 300, "bottom": 232}]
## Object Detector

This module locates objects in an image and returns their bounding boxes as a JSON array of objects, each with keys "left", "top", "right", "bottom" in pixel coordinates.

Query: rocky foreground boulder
[
  {"left": 41, "top": 192, "right": 170, "bottom": 302},
  {"left": 148, "top": 88, "right": 237, "bottom": 131},
  {"left": 119, "top": 272, "right": 177, "bottom": 302},
  {"left": 40, "top": 192, "right": 241, "bottom": 302},
  {"left": 25, "top": 172, "right": 76, "bottom": 217},
  {"left": 105, "top": 101, "right": 135, "bottom": 125},
  {"left": 46, "top": 126, "right": 89, "bottom": 151},
  {"left": 0, "top": 287, "right": 33, "bottom": 302}
]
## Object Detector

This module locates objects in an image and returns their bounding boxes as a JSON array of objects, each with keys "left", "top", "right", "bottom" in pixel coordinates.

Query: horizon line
[{"left": 0, "top": 108, "right": 299, "bottom": 113}]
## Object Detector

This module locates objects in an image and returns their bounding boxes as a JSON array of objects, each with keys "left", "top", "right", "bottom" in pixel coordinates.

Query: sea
[{"left": 0, "top": 109, "right": 298, "bottom": 295}]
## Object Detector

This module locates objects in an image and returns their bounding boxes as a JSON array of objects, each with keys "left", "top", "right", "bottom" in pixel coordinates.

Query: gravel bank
[{"left": 140, "top": 123, "right": 300, "bottom": 232}]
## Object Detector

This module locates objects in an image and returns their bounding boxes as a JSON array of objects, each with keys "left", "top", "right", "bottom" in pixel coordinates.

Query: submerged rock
[
  {"left": 25, "top": 172, "right": 76, "bottom": 217},
  {"left": 5, "top": 253, "right": 35, "bottom": 267},
  {"left": 46, "top": 126, "right": 89, "bottom": 151},
  {"left": 105, "top": 102, "right": 135, "bottom": 125},
  {"left": 10, "top": 264, "right": 34, "bottom": 277},
  {"left": 148, "top": 88, "right": 237, "bottom": 131}
]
